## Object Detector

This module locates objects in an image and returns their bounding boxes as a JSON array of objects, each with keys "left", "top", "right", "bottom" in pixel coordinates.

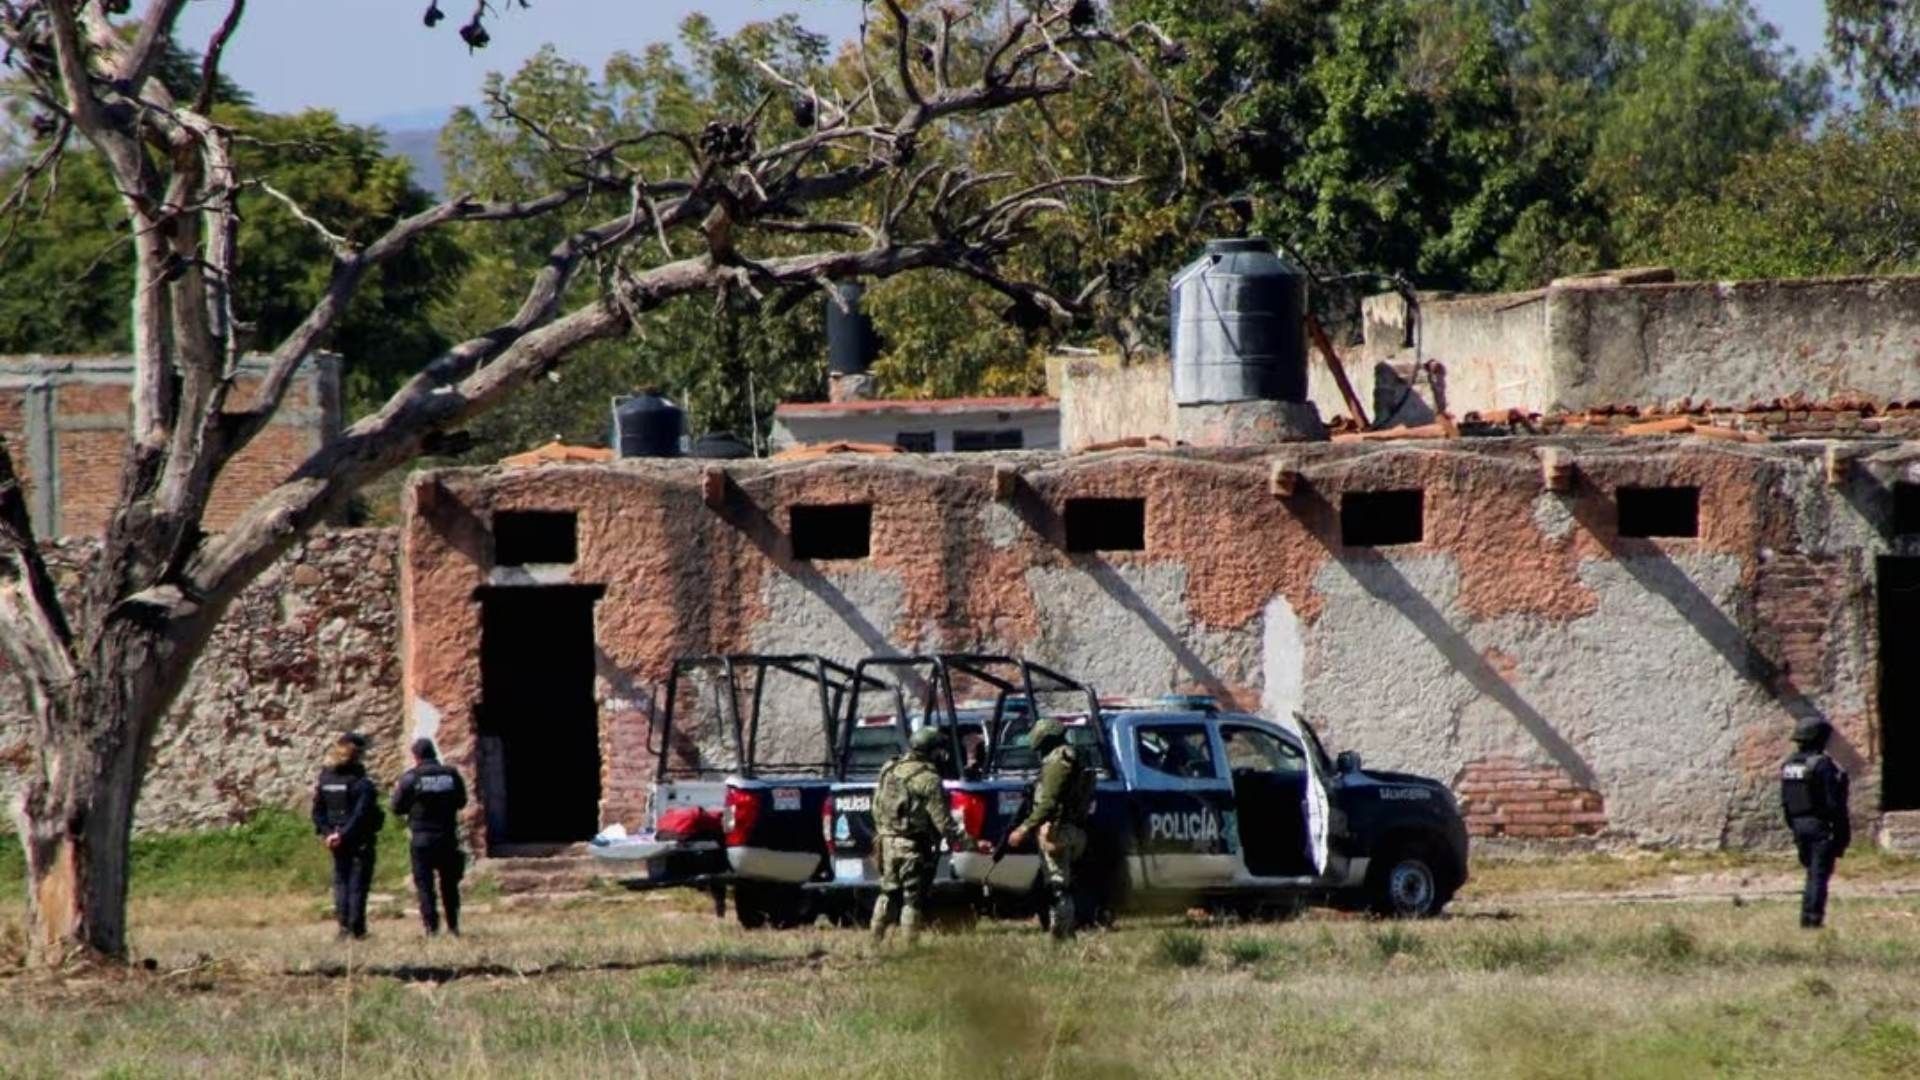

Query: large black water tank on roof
[
  {"left": 1170, "top": 238, "right": 1309, "bottom": 405},
  {"left": 826, "top": 282, "right": 878, "bottom": 375},
  {"left": 690, "top": 431, "right": 754, "bottom": 459},
  {"left": 611, "top": 389, "right": 686, "bottom": 458}
]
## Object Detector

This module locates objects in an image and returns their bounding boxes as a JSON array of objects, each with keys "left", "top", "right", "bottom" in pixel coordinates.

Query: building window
[
  {"left": 1617, "top": 486, "right": 1699, "bottom": 539},
  {"left": 1893, "top": 482, "right": 1920, "bottom": 536},
  {"left": 954, "top": 429, "right": 1024, "bottom": 452},
  {"left": 894, "top": 431, "right": 936, "bottom": 453},
  {"left": 1064, "top": 497, "right": 1146, "bottom": 553},
  {"left": 494, "top": 510, "right": 577, "bottom": 565},
  {"left": 1341, "top": 490, "right": 1424, "bottom": 547},
  {"left": 791, "top": 503, "right": 872, "bottom": 560}
]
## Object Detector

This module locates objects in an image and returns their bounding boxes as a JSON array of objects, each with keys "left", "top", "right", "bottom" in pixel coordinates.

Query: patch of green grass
[
  {"left": 1154, "top": 928, "right": 1206, "bottom": 968},
  {"left": 1372, "top": 925, "right": 1424, "bottom": 961},
  {"left": 1623, "top": 920, "right": 1699, "bottom": 968},
  {"left": 2, "top": 809, "right": 421, "bottom": 903},
  {"left": 636, "top": 964, "right": 699, "bottom": 990},
  {"left": 1223, "top": 937, "right": 1272, "bottom": 966},
  {"left": 0, "top": 829, "right": 21, "bottom": 887},
  {"left": 1854, "top": 1018, "right": 1920, "bottom": 1073},
  {"left": 1461, "top": 929, "right": 1570, "bottom": 973}
]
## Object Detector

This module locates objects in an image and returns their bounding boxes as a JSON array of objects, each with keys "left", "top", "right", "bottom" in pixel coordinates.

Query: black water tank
[
  {"left": 690, "top": 431, "right": 754, "bottom": 459},
  {"left": 826, "top": 282, "right": 878, "bottom": 375},
  {"left": 1170, "top": 238, "right": 1309, "bottom": 404},
  {"left": 611, "top": 389, "right": 685, "bottom": 458}
]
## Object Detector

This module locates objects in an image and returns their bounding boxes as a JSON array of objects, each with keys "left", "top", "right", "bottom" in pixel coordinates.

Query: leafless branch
[
  {"left": 193, "top": 0, "right": 246, "bottom": 114},
  {"left": 0, "top": 115, "right": 70, "bottom": 256},
  {"left": 255, "top": 181, "right": 351, "bottom": 254}
]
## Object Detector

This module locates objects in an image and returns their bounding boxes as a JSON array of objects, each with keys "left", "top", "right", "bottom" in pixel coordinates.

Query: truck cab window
[
  {"left": 1136, "top": 725, "right": 1218, "bottom": 781},
  {"left": 1221, "top": 727, "right": 1304, "bottom": 779}
]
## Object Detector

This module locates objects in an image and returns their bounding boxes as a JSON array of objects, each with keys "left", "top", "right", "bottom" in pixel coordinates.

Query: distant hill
[{"left": 383, "top": 127, "right": 445, "bottom": 197}]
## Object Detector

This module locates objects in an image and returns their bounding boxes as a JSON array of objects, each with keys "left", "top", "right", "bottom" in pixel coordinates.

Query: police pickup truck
[
  {"left": 590, "top": 654, "right": 886, "bottom": 927},
  {"left": 826, "top": 696, "right": 1469, "bottom": 920},
  {"left": 593, "top": 653, "right": 1014, "bottom": 928}
]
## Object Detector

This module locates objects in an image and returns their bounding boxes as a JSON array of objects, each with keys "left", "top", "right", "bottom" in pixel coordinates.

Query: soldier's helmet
[
  {"left": 909, "top": 726, "right": 948, "bottom": 757},
  {"left": 1028, "top": 718, "right": 1066, "bottom": 754},
  {"left": 1792, "top": 717, "right": 1833, "bottom": 750}
]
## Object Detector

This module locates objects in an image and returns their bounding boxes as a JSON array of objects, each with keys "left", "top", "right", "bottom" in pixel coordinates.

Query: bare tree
[{"left": 0, "top": 0, "right": 1174, "bottom": 964}]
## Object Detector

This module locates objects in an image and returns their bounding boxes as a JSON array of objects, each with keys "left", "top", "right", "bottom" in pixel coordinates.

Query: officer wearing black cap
[
  {"left": 391, "top": 737, "right": 470, "bottom": 936},
  {"left": 311, "top": 732, "right": 384, "bottom": 939},
  {"left": 1781, "top": 717, "right": 1851, "bottom": 929}
]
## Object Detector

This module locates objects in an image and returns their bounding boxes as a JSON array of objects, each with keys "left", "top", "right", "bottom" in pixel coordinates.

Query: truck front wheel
[{"left": 1367, "top": 844, "right": 1445, "bottom": 918}]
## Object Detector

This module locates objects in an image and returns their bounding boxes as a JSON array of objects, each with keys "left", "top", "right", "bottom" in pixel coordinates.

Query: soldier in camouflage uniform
[
  {"left": 870, "top": 727, "right": 971, "bottom": 945},
  {"left": 1007, "top": 718, "right": 1097, "bottom": 939}
]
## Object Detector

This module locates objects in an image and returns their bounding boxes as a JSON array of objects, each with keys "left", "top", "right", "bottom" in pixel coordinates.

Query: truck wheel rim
[{"left": 1389, "top": 860, "right": 1434, "bottom": 914}]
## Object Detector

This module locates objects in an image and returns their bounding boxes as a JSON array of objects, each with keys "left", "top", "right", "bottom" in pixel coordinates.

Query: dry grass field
[{"left": 4, "top": 825, "right": 1920, "bottom": 1078}]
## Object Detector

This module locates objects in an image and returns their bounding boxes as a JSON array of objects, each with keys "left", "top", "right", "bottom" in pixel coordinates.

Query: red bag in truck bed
[{"left": 655, "top": 806, "right": 723, "bottom": 841}]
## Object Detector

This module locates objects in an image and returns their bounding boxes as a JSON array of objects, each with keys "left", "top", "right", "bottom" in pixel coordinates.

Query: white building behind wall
[{"left": 769, "top": 396, "right": 1060, "bottom": 453}]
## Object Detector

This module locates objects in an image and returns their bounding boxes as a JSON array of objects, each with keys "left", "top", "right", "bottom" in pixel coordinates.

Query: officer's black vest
[
  {"left": 1781, "top": 751, "right": 1834, "bottom": 819},
  {"left": 406, "top": 764, "right": 463, "bottom": 832},
  {"left": 318, "top": 767, "right": 360, "bottom": 828}
]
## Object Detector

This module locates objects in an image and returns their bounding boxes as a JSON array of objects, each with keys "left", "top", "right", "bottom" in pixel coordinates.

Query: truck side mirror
[{"left": 1335, "top": 750, "right": 1363, "bottom": 775}]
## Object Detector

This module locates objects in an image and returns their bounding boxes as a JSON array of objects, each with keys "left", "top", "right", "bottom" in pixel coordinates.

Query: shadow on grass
[{"left": 288, "top": 944, "right": 826, "bottom": 984}]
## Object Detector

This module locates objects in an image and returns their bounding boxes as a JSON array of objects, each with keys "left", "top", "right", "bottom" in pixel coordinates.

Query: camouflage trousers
[
  {"left": 871, "top": 835, "right": 938, "bottom": 943},
  {"left": 1038, "top": 822, "right": 1087, "bottom": 889},
  {"left": 1039, "top": 822, "right": 1087, "bottom": 939}
]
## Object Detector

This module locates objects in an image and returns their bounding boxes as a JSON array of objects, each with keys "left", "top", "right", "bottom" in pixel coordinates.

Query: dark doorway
[
  {"left": 1879, "top": 558, "right": 1920, "bottom": 810},
  {"left": 477, "top": 585, "right": 605, "bottom": 846}
]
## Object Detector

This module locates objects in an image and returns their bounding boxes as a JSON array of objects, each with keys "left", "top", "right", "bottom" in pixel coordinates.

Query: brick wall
[
  {"left": 0, "top": 354, "right": 340, "bottom": 538},
  {"left": 0, "top": 387, "right": 28, "bottom": 506},
  {"left": 1455, "top": 757, "right": 1608, "bottom": 840}
]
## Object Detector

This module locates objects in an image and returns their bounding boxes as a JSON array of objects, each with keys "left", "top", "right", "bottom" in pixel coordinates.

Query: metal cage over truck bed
[{"left": 591, "top": 654, "right": 886, "bottom": 903}]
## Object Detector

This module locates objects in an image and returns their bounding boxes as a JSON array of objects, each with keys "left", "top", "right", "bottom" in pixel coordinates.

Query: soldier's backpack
[{"left": 872, "top": 757, "right": 915, "bottom": 835}]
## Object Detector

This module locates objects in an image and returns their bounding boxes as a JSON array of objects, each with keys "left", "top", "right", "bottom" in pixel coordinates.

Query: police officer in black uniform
[
  {"left": 1781, "top": 717, "right": 1851, "bottom": 929},
  {"left": 311, "top": 732, "right": 383, "bottom": 939},
  {"left": 391, "top": 737, "right": 470, "bottom": 936}
]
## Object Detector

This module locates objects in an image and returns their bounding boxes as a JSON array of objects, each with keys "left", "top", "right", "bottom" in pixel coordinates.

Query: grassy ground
[{"left": 4, "top": 829, "right": 1920, "bottom": 1077}]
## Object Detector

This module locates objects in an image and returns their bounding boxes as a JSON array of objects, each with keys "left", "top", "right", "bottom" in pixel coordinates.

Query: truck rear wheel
[
  {"left": 734, "top": 883, "right": 810, "bottom": 929},
  {"left": 734, "top": 884, "right": 769, "bottom": 929},
  {"left": 1367, "top": 844, "right": 1445, "bottom": 919}
]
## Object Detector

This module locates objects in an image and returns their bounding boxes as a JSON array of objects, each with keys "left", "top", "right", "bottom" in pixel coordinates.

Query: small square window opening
[
  {"left": 791, "top": 503, "right": 873, "bottom": 560},
  {"left": 1064, "top": 497, "right": 1146, "bottom": 553},
  {"left": 1617, "top": 486, "right": 1699, "bottom": 539},
  {"left": 494, "top": 510, "right": 578, "bottom": 565},
  {"left": 1341, "top": 490, "right": 1424, "bottom": 547}
]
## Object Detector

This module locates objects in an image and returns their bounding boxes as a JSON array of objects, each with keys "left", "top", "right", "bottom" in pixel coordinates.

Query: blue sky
[{"left": 175, "top": 0, "right": 1831, "bottom": 128}]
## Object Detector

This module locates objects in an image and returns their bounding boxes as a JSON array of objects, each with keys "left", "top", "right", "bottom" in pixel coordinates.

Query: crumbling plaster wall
[
  {"left": 1052, "top": 356, "right": 1179, "bottom": 450},
  {"left": 1362, "top": 276, "right": 1920, "bottom": 418},
  {"left": 0, "top": 529, "right": 404, "bottom": 831},
  {"left": 405, "top": 438, "right": 1917, "bottom": 851}
]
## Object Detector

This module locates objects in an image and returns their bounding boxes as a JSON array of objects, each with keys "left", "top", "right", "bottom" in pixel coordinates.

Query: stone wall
[
  {"left": 1362, "top": 275, "right": 1920, "bottom": 419},
  {"left": 0, "top": 529, "right": 405, "bottom": 831},
  {"left": 402, "top": 439, "right": 1920, "bottom": 852}
]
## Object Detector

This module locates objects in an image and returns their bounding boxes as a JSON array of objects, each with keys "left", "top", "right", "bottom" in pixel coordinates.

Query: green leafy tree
[
  {"left": 1829, "top": 0, "right": 1920, "bottom": 103},
  {"left": 1647, "top": 107, "right": 1920, "bottom": 279},
  {"left": 435, "top": 26, "right": 833, "bottom": 453},
  {"left": 0, "top": 108, "right": 461, "bottom": 415},
  {"left": 1498, "top": 0, "right": 1825, "bottom": 274}
]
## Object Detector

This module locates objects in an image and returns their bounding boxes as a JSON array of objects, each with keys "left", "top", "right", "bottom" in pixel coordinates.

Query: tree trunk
[{"left": 13, "top": 627, "right": 180, "bottom": 965}]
